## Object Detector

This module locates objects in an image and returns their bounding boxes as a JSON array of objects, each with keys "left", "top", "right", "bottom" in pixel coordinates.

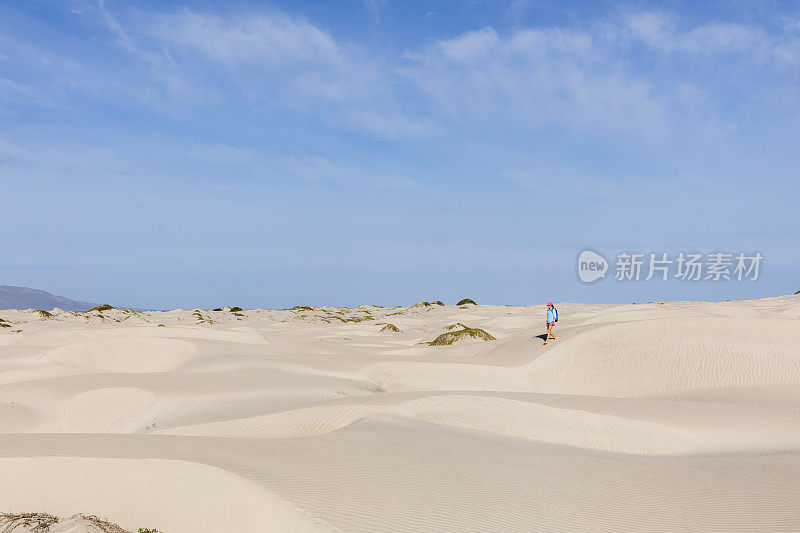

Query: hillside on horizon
[{"left": 0, "top": 285, "right": 99, "bottom": 312}]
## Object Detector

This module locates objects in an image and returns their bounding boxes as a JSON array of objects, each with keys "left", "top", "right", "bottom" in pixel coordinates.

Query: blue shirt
[{"left": 547, "top": 307, "right": 558, "bottom": 323}]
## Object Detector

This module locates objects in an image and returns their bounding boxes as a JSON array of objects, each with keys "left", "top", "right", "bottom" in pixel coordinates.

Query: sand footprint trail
[{"left": 0, "top": 298, "right": 799, "bottom": 532}]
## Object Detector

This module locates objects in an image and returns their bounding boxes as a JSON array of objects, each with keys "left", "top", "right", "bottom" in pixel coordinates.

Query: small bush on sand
[
  {"left": 413, "top": 300, "right": 444, "bottom": 308},
  {"left": 36, "top": 310, "right": 52, "bottom": 318},
  {"left": 290, "top": 305, "right": 314, "bottom": 311},
  {"left": 456, "top": 298, "right": 477, "bottom": 305},
  {"left": 229, "top": 306, "right": 243, "bottom": 312},
  {"left": 381, "top": 323, "right": 401, "bottom": 332},
  {"left": 444, "top": 322, "right": 468, "bottom": 331},
  {"left": 211, "top": 307, "right": 223, "bottom": 312},
  {"left": 88, "top": 304, "right": 115, "bottom": 312},
  {"left": 429, "top": 327, "right": 496, "bottom": 346}
]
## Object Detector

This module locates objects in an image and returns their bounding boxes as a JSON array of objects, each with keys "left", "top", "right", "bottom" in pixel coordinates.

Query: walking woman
[{"left": 544, "top": 302, "right": 558, "bottom": 345}]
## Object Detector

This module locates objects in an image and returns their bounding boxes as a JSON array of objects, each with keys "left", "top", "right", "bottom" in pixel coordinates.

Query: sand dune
[{"left": 1, "top": 297, "right": 800, "bottom": 532}]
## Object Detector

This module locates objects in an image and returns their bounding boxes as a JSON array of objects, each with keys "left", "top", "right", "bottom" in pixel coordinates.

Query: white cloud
[
  {"left": 402, "top": 25, "right": 668, "bottom": 136},
  {"left": 134, "top": 9, "right": 433, "bottom": 137},
  {"left": 683, "top": 23, "right": 767, "bottom": 55},
  {"left": 147, "top": 10, "right": 343, "bottom": 67},
  {"left": 399, "top": 10, "right": 800, "bottom": 140},
  {"left": 624, "top": 11, "right": 677, "bottom": 49},
  {"left": 437, "top": 27, "right": 500, "bottom": 63},
  {"left": 624, "top": 11, "right": 779, "bottom": 60},
  {"left": 4, "top": 4, "right": 800, "bottom": 144}
]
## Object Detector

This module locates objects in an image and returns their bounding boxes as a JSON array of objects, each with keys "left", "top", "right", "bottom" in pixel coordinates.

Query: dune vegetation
[{"left": 429, "top": 326, "right": 497, "bottom": 345}]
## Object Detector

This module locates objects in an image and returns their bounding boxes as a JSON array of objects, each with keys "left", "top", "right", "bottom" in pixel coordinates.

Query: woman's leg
[
  {"left": 549, "top": 325, "right": 556, "bottom": 340},
  {"left": 544, "top": 324, "right": 551, "bottom": 344}
]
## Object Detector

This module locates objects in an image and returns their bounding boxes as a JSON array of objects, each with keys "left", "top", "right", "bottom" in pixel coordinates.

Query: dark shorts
[{"left": 546, "top": 321, "right": 555, "bottom": 327}]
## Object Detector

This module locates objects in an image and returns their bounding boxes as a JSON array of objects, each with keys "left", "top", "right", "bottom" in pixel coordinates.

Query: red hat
[{"left": 547, "top": 302, "right": 553, "bottom": 306}]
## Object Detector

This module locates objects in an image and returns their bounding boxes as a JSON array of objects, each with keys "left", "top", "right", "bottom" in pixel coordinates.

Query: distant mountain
[{"left": 0, "top": 286, "right": 100, "bottom": 312}]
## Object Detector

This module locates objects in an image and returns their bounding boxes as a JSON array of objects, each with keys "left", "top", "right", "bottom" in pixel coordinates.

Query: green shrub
[
  {"left": 88, "top": 304, "right": 115, "bottom": 312},
  {"left": 456, "top": 298, "right": 477, "bottom": 305}
]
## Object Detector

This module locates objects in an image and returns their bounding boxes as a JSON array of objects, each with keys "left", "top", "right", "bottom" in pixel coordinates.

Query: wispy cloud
[
  {"left": 146, "top": 10, "right": 343, "bottom": 67},
  {"left": 3, "top": 5, "right": 800, "bottom": 144},
  {"left": 362, "top": 0, "right": 384, "bottom": 26},
  {"left": 136, "top": 9, "right": 433, "bottom": 137},
  {"left": 0, "top": 77, "right": 40, "bottom": 109},
  {"left": 402, "top": 26, "right": 668, "bottom": 137},
  {"left": 97, "top": 0, "right": 136, "bottom": 53}
]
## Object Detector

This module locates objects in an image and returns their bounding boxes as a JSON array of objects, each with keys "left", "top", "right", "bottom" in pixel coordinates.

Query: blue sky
[{"left": 1, "top": 0, "right": 799, "bottom": 309}]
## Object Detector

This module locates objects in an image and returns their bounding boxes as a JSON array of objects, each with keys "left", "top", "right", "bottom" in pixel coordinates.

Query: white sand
[{"left": 1, "top": 297, "right": 800, "bottom": 532}]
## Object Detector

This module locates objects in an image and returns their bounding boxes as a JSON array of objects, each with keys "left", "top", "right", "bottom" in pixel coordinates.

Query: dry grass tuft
[
  {"left": 429, "top": 327, "right": 496, "bottom": 346},
  {"left": 87, "top": 304, "right": 115, "bottom": 312},
  {"left": 412, "top": 301, "right": 444, "bottom": 308},
  {"left": 0, "top": 512, "right": 60, "bottom": 533},
  {"left": 70, "top": 514, "right": 129, "bottom": 533},
  {"left": 0, "top": 512, "right": 138, "bottom": 533}
]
